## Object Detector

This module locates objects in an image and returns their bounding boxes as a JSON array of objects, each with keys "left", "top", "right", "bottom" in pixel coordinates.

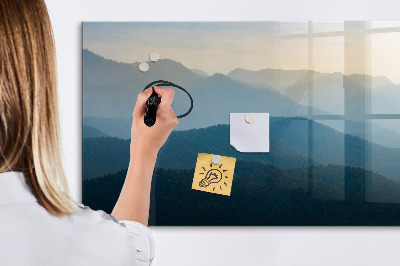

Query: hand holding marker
[
  {"left": 143, "top": 80, "right": 193, "bottom": 127},
  {"left": 139, "top": 53, "right": 193, "bottom": 127}
]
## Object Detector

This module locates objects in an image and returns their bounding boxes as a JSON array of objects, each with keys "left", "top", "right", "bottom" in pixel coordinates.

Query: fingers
[
  {"left": 152, "top": 87, "right": 174, "bottom": 104},
  {"left": 133, "top": 86, "right": 177, "bottom": 129},
  {"left": 158, "top": 88, "right": 175, "bottom": 107},
  {"left": 133, "top": 87, "right": 152, "bottom": 117},
  {"left": 153, "top": 86, "right": 166, "bottom": 96}
]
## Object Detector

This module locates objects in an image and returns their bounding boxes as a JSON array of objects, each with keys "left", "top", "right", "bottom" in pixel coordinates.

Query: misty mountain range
[
  {"left": 83, "top": 49, "right": 400, "bottom": 148},
  {"left": 228, "top": 67, "right": 400, "bottom": 139},
  {"left": 227, "top": 67, "right": 400, "bottom": 116}
]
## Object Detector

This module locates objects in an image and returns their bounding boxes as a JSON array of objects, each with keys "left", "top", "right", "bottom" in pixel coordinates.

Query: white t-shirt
[{"left": 0, "top": 171, "right": 155, "bottom": 266}]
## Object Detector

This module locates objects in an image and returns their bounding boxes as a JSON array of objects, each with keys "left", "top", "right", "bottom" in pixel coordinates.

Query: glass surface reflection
[{"left": 82, "top": 21, "right": 400, "bottom": 225}]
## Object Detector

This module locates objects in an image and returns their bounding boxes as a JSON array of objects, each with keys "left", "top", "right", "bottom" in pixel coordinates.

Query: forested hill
[
  {"left": 83, "top": 118, "right": 400, "bottom": 181},
  {"left": 83, "top": 160, "right": 400, "bottom": 226}
]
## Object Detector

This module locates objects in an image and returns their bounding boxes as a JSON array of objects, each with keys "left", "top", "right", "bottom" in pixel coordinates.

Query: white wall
[{"left": 45, "top": 0, "right": 400, "bottom": 265}]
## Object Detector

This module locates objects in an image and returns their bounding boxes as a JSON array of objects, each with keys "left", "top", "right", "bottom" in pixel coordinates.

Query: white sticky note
[{"left": 230, "top": 113, "right": 269, "bottom": 153}]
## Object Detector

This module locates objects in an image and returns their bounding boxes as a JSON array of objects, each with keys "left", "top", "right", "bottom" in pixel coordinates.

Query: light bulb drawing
[
  {"left": 192, "top": 153, "right": 236, "bottom": 196},
  {"left": 199, "top": 169, "right": 222, "bottom": 188},
  {"left": 198, "top": 164, "right": 229, "bottom": 191}
]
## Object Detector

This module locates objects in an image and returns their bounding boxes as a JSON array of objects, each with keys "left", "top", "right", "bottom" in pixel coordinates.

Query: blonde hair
[{"left": 0, "top": 0, "right": 76, "bottom": 216}]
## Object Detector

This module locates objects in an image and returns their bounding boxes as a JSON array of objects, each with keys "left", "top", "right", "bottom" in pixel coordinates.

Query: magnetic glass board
[{"left": 82, "top": 22, "right": 400, "bottom": 225}]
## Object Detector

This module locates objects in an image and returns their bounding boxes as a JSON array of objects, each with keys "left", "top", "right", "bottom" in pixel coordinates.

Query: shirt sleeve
[
  {"left": 114, "top": 218, "right": 155, "bottom": 265},
  {"left": 76, "top": 203, "right": 155, "bottom": 265}
]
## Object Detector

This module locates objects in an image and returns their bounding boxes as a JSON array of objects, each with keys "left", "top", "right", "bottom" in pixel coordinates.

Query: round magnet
[
  {"left": 245, "top": 113, "right": 256, "bottom": 124},
  {"left": 212, "top": 155, "right": 222, "bottom": 165},
  {"left": 139, "top": 62, "right": 149, "bottom": 72},
  {"left": 149, "top": 52, "right": 159, "bottom": 62}
]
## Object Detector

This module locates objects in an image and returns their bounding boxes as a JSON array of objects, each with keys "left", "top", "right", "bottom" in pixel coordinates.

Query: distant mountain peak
[
  {"left": 229, "top": 67, "right": 246, "bottom": 73},
  {"left": 83, "top": 48, "right": 108, "bottom": 61},
  {"left": 190, "top": 69, "right": 209, "bottom": 77},
  {"left": 155, "top": 58, "right": 188, "bottom": 68},
  {"left": 207, "top": 73, "right": 238, "bottom": 84},
  {"left": 210, "top": 72, "right": 226, "bottom": 78}
]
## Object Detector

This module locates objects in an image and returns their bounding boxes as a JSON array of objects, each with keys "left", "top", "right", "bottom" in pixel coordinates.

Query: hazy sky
[{"left": 83, "top": 22, "right": 400, "bottom": 83}]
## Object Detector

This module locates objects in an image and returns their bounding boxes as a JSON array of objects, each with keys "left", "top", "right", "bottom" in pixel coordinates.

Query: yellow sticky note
[{"left": 192, "top": 153, "right": 236, "bottom": 196}]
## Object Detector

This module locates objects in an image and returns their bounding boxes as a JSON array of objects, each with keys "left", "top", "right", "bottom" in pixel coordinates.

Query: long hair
[{"left": 0, "top": 0, "right": 76, "bottom": 216}]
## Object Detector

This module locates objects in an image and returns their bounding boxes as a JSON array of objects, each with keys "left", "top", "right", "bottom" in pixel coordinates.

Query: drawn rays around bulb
[{"left": 198, "top": 165, "right": 230, "bottom": 190}]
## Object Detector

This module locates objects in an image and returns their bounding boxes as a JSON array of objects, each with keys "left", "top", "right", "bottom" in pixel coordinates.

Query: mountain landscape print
[{"left": 82, "top": 22, "right": 400, "bottom": 226}]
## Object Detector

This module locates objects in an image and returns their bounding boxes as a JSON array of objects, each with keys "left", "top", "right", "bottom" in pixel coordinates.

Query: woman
[{"left": 0, "top": 0, "right": 178, "bottom": 265}]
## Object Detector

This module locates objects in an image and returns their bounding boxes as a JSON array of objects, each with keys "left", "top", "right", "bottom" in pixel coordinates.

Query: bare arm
[{"left": 112, "top": 87, "right": 178, "bottom": 225}]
